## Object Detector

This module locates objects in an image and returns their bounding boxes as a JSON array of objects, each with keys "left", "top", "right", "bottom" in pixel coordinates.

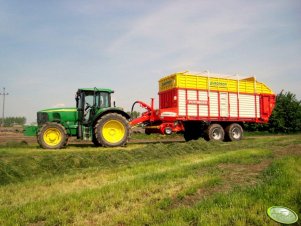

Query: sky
[{"left": 1, "top": 0, "right": 301, "bottom": 123}]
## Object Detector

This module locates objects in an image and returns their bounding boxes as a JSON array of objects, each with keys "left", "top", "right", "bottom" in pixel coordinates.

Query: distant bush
[
  {"left": 268, "top": 91, "right": 301, "bottom": 133},
  {"left": 0, "top": 117, "right": 26, "bottom": 127}
]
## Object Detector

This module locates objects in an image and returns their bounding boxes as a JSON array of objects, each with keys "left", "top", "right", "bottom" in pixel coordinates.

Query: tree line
[
  {"left": 127, "top": 111, "right": 141, "bottom": 119},
  {"left": 245, "top": 91, "right": 301, "bottom": 133},
  {"left": 0, "top": 117, "right": 26, "bottom": 127}
]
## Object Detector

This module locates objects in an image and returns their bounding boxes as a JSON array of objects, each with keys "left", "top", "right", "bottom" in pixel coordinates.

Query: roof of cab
[{"left": 78, "top": 88, "right": 114, "bottom": 93}]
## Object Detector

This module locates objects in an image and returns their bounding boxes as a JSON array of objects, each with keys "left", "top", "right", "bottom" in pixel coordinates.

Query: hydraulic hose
[
  {"left": 131, "top": 101, "right": 140, "bottom": 117},
  {"left": 130, "top": 101, "right": 153, "bottom": 119}
]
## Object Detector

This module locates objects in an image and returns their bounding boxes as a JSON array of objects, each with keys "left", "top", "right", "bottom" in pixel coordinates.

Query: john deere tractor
[{"left": 25, "top": 88, "right": 130, "bottom": 149}]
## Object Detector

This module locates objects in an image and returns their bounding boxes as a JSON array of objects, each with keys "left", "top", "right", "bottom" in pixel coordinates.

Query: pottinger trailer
[{"left": 130, "top": 71, "right": 275, "bottom": 141}]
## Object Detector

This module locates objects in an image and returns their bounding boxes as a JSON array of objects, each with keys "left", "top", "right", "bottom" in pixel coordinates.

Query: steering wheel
[{"left": 85, "top": 102, "right": 91, "bottom": 111}]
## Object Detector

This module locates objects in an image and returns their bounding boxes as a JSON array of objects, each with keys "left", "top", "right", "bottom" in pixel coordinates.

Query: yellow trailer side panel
[{"left": 159, "top": 72, "right": 273, "bottom": 95}]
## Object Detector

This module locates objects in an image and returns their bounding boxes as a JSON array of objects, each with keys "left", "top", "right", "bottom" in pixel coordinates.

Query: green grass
[
  {"left": 0, "top": 135, "right": 300, "bottom": 225},
  {"left": 131, "top": 132, "right": 182, "bottom": 140}
]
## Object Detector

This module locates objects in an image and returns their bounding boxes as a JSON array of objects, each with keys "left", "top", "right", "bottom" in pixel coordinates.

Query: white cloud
[
  {"left": 106, "top": 0, "right": 301, "bottom": 97},
  {"left": 53, "top": 103, "right": 66, "bottom": 108},
  {"left": 107, "top": 1, "right": 269, "bottom": 55}
]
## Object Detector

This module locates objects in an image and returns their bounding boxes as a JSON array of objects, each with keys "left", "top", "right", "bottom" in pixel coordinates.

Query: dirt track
[{"left": 0, "top": 132, "right": 36, "bottom": 144}]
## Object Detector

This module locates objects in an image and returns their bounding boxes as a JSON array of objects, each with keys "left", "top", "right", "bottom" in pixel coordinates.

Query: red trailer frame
[{"left": 130, "top": 72, "right": 275, "bottom": 141}]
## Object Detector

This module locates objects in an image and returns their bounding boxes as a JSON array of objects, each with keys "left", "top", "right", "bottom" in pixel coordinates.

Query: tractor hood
[
  {"left": 39, "top": 107, "right": 77, "bottom": 113},
  {"left": 37, "top": 107, "right": 78, "bottom": 125}
]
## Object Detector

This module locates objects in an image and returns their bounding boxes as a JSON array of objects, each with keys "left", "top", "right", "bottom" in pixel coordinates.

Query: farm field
[{"left": 0, "top": 134, "right": 300, "bottom": 225}]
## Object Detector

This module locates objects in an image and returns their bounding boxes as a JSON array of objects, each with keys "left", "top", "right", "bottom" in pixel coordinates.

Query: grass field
[{"left": 0, "top": 135, "right": 300, "bottom": 225}]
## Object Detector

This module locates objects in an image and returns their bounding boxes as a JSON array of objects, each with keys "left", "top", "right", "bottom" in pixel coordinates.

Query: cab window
[{"left": 95, "top": 92, "right": 110, "bottom": 108}]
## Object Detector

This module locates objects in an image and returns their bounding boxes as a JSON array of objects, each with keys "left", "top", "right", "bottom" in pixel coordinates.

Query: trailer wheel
[
  {"left": 164, "top": 127, "right": 172, "bottom": 135},
  {"left": 225, "top": 123, "right": 243, "bottom": 141},
  {"left": 184, "top": 129, "right": 198, "bottom": 141},
  {"left": 95, "top": 113, "right": 129, "bottom": 147},
  {"left": 37, "top": 122, "right": 68, "bottom": 149},
  {"left": 183, "top": 122, "right": 204, "bottom": 141},
  {"left": 205, "top": 124, "right": 224, "bottom": 141}
]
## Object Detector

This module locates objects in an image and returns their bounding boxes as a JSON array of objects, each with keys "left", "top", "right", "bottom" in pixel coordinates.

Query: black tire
[
  {"left": 184, "top": 129, "right": 198, "bottom": 141},
  {"left": 183, "top": 122, "right": 204, "bottom": 141},
  {"left": 92, "top": 133, "right": 102, "bottom": 147},
  {"left": 205, "top": 124, "right": 224, "bottom": 141},
  {"left": 94, "top": 113, "right": 130, "bottom": 147},
  {"left": 225, "top": 123, "right": 243, "bottom": 141},
  {"left": 37, "top": 122, "right": 68, "bottom": 149}
]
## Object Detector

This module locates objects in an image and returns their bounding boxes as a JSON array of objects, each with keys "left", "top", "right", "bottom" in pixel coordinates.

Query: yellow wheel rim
[
  {"left": 102, "top": 120, "right": 125, "bottom": 144},
  {"left": 43, "top": 128, "right": 62, "bottom": 146}
]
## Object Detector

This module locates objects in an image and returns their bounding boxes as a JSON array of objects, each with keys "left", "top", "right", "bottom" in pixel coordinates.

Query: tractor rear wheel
[
  {"left": 225, "top": 123, "right": 243, "bottom": 141},
  {"left": 94, "top": 113, "right": 129, "bottom": 147},
  {"left": 92, "top": 133, "right": 102, "bottom": 147},
  {"left": 205, "top": 124, "right": 224, "bottom": 141},
  {"left": 37, "top": 122, "right": 68, "bottom": 149}
]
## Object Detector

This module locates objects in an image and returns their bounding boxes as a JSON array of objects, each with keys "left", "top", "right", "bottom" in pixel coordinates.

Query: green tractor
[{"left": 25, "top": 88, "right": 130, "bottom": 149}]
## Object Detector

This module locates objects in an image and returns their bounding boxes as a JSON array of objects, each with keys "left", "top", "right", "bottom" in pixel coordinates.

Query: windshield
[
  {"left": 76, "top": 90, "right": 112, "bottom": 124},
  {"left": 97, "top": 92, "right": 110, "bottom": 108},
  {"left": 76, "top": 90, "right": 111, "bottom": 109}
]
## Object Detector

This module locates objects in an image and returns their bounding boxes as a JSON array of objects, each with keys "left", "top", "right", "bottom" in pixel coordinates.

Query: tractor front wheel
[
  {"left": 37, "top": 122, "right": 68, "bottom": 149},
  {"left": 95, "top": 113, "right": 129, "bottom": 147}
]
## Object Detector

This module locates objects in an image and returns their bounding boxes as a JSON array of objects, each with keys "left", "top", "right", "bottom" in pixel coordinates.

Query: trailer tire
[
  {"left": 184, "top": 129, "right": 200, "bottom": 141},
  {"left": 183, "top": 122, "right": 203, "bottom": 141},
  {"left": 95, "top": 113, "right": 129, "bottom": 147},
  {"left": 225, "top": 123, "right": 243, "bottom": 141},
  {"left": 37, "top": 122, "right": 68, "bottom": 149},
  {"left": 205, "top": 124, "right": 224, "bottom": 141}
]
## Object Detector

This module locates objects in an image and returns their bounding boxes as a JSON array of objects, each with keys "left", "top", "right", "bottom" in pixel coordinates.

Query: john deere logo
[{"left": 210, "top": 81, "right": 227, "bottom": 87}]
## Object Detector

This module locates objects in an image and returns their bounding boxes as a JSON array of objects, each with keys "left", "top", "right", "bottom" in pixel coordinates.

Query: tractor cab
[
  {"left": 76, "top": 88, "right": 114, "bottom": 125},
  {"left": 74, "top": 88, "right": 131, "bottom": 144},
  {"left": 25, "top": 87, "right": 130, "bottom": 149}
]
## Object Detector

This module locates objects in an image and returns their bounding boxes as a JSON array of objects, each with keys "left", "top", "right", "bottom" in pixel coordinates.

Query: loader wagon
[{"left": 130, "top": 71, "right": 275, "bottom": 141}]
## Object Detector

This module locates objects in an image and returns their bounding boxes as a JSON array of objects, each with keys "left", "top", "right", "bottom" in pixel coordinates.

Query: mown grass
[{"left": 0, "top": 135, "right": 300, "bottom": 225}]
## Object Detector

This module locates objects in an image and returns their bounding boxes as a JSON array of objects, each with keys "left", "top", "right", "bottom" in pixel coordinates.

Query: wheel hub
[
  {"left": 212, "top": 128, "right": 221, "bottom": 140},
  {"left": 102, "top": 120, "right": 125, "bottom": 143},
  {"left": 43, "top": 128, "right": 62, "bottom": 146},
  {"left": 49, "top": 134, "right": 56, "bottom": 141},
  {"left": 109, "top": 128, "right": 117, "bottom": 136},
  {"left": 232, "top": 128, "right": 240, "bottom": 139}
]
